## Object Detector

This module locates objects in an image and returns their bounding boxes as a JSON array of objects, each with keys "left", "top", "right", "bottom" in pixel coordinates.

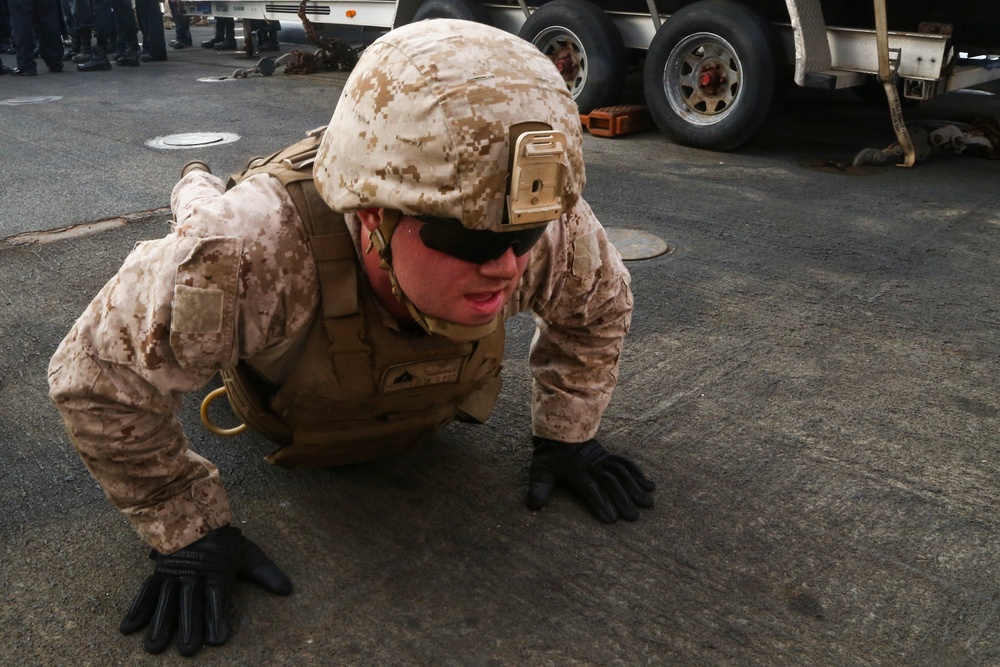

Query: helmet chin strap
[{"left": 367, "top": 209, "right": 500, "bottom": 342}]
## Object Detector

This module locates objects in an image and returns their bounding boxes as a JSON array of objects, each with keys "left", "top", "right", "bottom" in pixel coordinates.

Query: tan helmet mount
[{"left": 505, "top": 126, "right": 568, "bottom": 228}]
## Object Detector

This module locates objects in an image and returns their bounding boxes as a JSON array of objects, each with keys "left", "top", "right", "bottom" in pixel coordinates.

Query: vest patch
[{"left": 381, "top": 357, "right": 465, "bottom": 393}]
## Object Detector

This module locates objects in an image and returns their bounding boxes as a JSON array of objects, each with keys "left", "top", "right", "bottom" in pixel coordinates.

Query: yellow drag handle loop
[{"left": 200, "top": 386, "right": 248, "bottom": 437}]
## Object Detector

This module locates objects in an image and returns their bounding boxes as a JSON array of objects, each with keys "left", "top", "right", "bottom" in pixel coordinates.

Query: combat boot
[
  {"left": 256, "top": 29, "right": 279, "bottom": 52},
  {"left": 72, "top": 30, "right": 93, "bottom": 64},
  {"left": 77, "top": 44, "right": 111, "bottom": 71},
  {"left": 63, "top": 36, "right": 81, "bottom": 62},
  {"left": 115, "top": 47, "right": 140, "bottom": 66}
]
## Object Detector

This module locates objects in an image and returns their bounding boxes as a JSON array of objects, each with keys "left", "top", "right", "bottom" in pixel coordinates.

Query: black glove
[
  {"left": 527, "top": 437, "right": 655, "bottom": 522},
  {"left": 119, "top": 524, "right": 292, "bottom": 657}
]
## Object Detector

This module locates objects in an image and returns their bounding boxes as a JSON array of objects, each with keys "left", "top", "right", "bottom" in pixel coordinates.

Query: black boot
[
  {"left": 72, "top": 30, "right": 93, "bottom": 64},
  {"left": 213, "top": 18, "right": 236, "bottom": 50},
  {"left": 256, "top": 28, "right": 279, "bottom": 52},
  {"left": 115, "top": 47, "right": 140, "bottom": 66},
  {"left": 72, "top": 44, "right": 93, "bottom": 63},
  {"left": 201, "top": 20, "right": 226, "bottom": 48},
  {"left": 77, "top": 43, "right": 111, "bottom": 71},
  {"left": 63, "top": 36, "right": 81, "bottom": 61}
]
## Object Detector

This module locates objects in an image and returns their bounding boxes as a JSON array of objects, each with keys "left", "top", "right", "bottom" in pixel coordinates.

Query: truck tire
[
  {"left": 518, "top": 0, "right": 626, "bottom": 114},
  {"left": 413, "top": 0, "right": 492, "bottom": 25},
  {"left": 643, "top": 0, "right": 779, "bottom": 151}
]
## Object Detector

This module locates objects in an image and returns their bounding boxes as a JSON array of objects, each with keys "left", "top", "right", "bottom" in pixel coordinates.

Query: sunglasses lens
[{"left": 416, "top": 217, "right": 547, "bottom": 264}]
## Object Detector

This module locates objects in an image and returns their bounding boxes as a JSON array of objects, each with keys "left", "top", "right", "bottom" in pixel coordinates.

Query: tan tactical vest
[{"left": 220, "top": 131, "right": 505, "bottom": 468}]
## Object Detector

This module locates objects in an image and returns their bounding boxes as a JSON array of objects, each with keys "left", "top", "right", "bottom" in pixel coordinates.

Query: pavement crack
[{"left": 0, "top": 208, "right": 171, "bottom": 248}]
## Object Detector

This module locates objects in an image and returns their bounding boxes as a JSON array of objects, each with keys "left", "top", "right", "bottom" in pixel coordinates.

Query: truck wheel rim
[
  {"left": 533, "top": 27, "right": 588, "bottom": 100},
  {"left": 663, "top": 32, "right": 743, "bottom": 126}
]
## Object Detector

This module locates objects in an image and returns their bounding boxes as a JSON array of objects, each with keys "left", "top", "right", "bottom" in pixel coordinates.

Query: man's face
[{"left": 390, "top": 215, "right": 533, "bottom": 326}]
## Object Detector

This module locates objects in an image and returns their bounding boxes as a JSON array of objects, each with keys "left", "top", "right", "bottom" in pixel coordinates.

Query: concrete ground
[{"left": 2, "top": 22, "right": 1000, "bottom": 666}]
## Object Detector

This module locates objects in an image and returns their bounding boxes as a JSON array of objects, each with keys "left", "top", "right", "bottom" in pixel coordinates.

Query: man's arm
[
  {"left": 511, "top": 197, "right": 653, "bottom": 522},
  {"left": 513, "top": 197, "right": 633, "bottom": 442},
  {"left": 48, "top": 170, "right": 318, "bottom": 554},
  {"left": 48, "top": 234, "right": 239, "bottom": 553}
]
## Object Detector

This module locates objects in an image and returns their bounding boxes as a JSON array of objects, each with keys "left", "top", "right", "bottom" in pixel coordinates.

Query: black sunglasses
[{"left": 413, "top": 215, "right": 547, "bottom": 265}]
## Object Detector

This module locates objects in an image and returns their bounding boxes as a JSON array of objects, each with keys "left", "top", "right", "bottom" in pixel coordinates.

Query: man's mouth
[{"left": 465, "top": 290, "right": 504, "bottom": 311}]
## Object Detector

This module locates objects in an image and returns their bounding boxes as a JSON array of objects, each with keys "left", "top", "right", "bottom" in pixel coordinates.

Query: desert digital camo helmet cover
[{"left": 313, "top": 18, "right": 586, "bottom": 232}]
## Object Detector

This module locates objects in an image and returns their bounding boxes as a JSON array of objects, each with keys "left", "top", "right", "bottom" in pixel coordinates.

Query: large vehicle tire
[
  {"left": 643, "top": 0, "right": 780, "bottom": 151},
  {"left": 518, "top": 0, "right": 626, "bottom": 114},
  {"left": 413, "top": 0, "right": 492, "bottom": 25}
]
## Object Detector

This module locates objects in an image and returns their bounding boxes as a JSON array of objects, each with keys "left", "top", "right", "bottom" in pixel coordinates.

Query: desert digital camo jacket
[{"left": 48, "top": 170, "right": 633, "bottom": 554}]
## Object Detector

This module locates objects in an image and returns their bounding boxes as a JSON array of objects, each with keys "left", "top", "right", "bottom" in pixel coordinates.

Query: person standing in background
[
  {"left": 77, "top": 0, "right": 136, "bottom": 70},
  {"left": 68, "top": 0, "right": 94, "bottom": 64},
  {"left": 59, "top": 0, "right": 82, "bottom": 60},
  {"left": 0, "top": 0, "right": 14, "bottom": 54},
  {"left": 135, "top": 0, "right": 165, "bottom": 61},
  {"left": 8, "top": 0, "right": 64, "bottom": 74},
  {"left": 167, "top": 0, "right": 191, "bottom": 48}
]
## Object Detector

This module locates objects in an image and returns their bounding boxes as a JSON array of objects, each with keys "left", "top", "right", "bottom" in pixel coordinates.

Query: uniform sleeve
[
  {"left": 48, "top": 171, "right": 318, "bottom": 554},
  {"left": 508, "top": 197, "right": 633, "bottom": 443}
]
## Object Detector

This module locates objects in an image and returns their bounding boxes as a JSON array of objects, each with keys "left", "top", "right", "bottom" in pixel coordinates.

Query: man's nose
[{"left": 478, "top": 247, "right": 519, "bottom": 279}]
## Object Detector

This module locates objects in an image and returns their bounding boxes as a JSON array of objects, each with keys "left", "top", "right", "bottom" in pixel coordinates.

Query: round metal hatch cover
[
  {"left": 146, "top": 132, "right": 240, "bottom": 150},
  {"left": 605, "top": 228, "right": 673, "bottom": 261},
  {"left": 0, "top": 96, "right": 63, "bottom": 106}
]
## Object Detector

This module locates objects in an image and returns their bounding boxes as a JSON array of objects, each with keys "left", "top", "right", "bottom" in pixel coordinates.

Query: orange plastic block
[{"left": 580, "top": 105, "right": 653, "bottom": 138}]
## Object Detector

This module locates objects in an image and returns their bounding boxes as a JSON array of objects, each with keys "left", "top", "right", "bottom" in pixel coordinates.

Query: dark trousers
[
  {"left": 90, "top": 0, "right": 133, "bottom": 46},
  {"left": 134, "top": 0, "right": 162, "bottom": 56},
  {"left": 0, "top": 0, "right": 11, "bottom": 43},
  {"left": 69, "top": 0, "right": 92, "bottom": 33},
  {"left": 214, "top": 15, "right": 232, "bottom": 40},
  {"left": 9, "top": 0, "right": 63, "bottom": 70},
  {"left": 59, "top": 0, "right": 74, "bottom": 35}
]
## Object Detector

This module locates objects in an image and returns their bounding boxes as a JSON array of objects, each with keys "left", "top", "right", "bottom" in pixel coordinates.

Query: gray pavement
[
  {"left": 0, "top": 24, "right": 357, "bottom": 238},
  {"left": 3, "top": 24, "right": 1000, "bottom": 666}
]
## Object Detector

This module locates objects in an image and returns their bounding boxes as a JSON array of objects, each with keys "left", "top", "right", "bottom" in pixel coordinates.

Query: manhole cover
[
  {"left": 147, "top": 132, "right": 240, "bottom": 150},
  {"left": 0, "top": 96, "right": 63, "bottom": 106},
  {"left": 605, "top": 228, "right": 673, "bottom": 261}
]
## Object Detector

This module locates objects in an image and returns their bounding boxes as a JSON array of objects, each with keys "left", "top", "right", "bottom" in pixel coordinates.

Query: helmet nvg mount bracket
[{"left": 506, "top": 128, "right": 568, "bottom": 228}]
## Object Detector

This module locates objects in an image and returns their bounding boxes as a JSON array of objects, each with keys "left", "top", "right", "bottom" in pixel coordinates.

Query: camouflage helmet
[{"left": 314, "top": 18, "right": 586, "bottom": 232}]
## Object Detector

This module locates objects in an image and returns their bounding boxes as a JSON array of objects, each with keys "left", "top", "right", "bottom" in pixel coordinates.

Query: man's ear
[{"left": 356, "top": 207, "right": 382, "bottom": 232}]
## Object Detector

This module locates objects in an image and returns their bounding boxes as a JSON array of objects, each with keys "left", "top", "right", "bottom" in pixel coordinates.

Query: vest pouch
[
  {"left": 220, "top": 363, "right": 293, "bottom": 445},
  {"left": 266, "top": 402, "right": 458, "bottom": 467},
  {"left": 455, "top": 370, "right": 502, "bottom": 424}
]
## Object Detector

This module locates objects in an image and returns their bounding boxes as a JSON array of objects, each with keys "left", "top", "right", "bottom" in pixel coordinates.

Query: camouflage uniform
[{"left": 48, "top": 20, "right": 633, "bottom": 556}]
